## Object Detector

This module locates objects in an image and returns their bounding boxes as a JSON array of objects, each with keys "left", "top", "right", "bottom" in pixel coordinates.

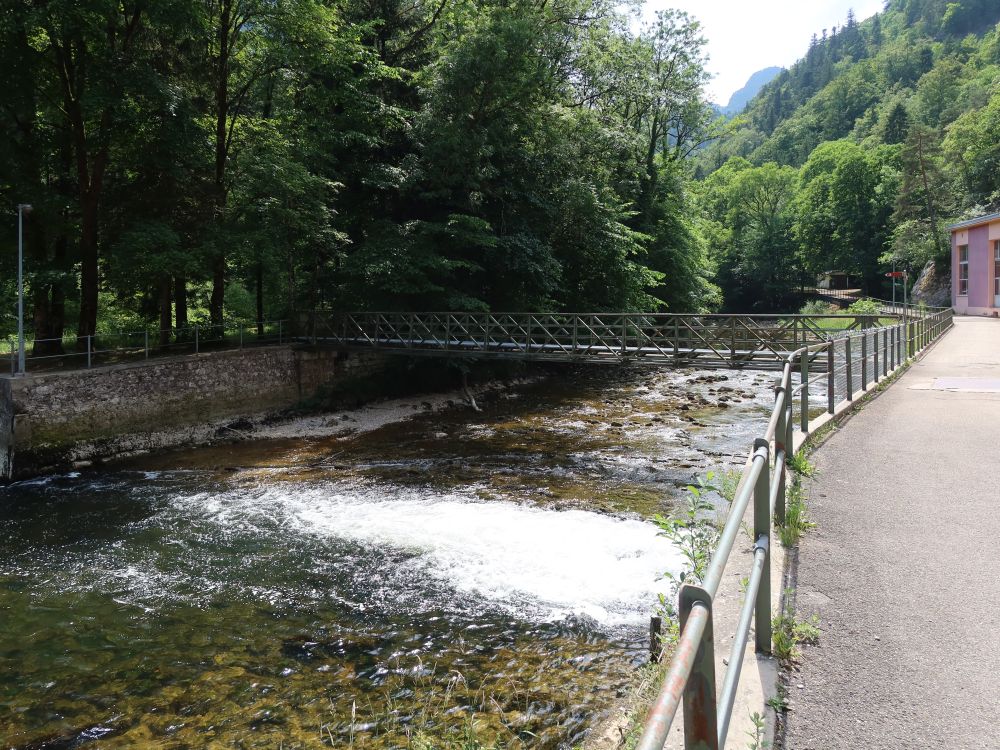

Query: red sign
[{"left": 885, "top": 271, "right": 904, "bottom": 278}]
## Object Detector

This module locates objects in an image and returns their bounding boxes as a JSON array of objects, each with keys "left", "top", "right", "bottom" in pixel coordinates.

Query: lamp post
[{"left": 16, "top": 204, "right": 32, "bottom": 376}]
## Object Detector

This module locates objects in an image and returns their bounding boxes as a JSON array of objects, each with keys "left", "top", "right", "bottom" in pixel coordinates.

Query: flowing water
[{"left": 0, "top": 367, "right": 774, "bottom": 749}]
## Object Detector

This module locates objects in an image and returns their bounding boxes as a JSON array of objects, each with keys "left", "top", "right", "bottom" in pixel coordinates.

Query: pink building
[{"left": 950, "top": 213, "right": 1000, "bottom": 316}]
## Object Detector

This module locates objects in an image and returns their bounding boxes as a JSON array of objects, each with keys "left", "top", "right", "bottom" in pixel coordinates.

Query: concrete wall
[
  {"left": 0, "top": 379, "right": 12, "bottom": 478},
  {"left": 2, "top": 345, "right": 386, "bottom": 479}
]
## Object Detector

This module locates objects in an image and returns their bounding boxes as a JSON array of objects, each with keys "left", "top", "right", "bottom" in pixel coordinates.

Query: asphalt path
[{"left": 782, "top": 316, "right": 1000, "bottom": 750}]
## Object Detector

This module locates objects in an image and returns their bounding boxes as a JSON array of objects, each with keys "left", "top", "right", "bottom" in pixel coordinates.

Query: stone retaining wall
[{"left": 2, "top": 346, "right": 386, "bottom": 479}]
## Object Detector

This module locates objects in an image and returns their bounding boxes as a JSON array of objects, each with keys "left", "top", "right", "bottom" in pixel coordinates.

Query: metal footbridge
[{"left": 307, "top": 311, "right": 895, "bottom": 371}]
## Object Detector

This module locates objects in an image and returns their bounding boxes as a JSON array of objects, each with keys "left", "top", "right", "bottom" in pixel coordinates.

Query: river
[{"left": 0, "top": 365, "right": 774, "bottom": 749}]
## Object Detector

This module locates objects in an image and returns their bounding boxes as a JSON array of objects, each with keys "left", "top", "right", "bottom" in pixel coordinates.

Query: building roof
[{"left": 947, "top": 212, "right": 1000, "bottom": 232}]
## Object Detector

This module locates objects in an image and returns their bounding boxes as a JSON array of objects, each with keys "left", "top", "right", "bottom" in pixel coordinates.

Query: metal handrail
[{"left": 636, "top": 307, "right": 954, "bottom": 750}]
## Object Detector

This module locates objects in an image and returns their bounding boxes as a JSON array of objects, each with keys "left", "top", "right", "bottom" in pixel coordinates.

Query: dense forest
[
  {"left": 0, "top": 0, "right": 720, "bottom": 348},
  {"left": 3, "top": 0, "right": 1000, "bottom": 346}
]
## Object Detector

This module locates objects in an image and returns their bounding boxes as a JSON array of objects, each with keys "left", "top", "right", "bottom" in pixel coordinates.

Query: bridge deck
[
  {"left": 310, "top": 312, "right": 896, "bottom": 371},
  {"left": 784, "top": 316, "right": 1000, "bottom": 749}
]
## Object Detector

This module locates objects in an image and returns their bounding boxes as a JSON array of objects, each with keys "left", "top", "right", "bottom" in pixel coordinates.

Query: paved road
[{"left": 783, "top": 316, "right": 1000, "bottom": 750}]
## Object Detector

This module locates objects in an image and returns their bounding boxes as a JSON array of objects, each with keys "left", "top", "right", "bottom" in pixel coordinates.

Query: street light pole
[{"left": 16, "top": 204, "right": 32, "bottom": 376}]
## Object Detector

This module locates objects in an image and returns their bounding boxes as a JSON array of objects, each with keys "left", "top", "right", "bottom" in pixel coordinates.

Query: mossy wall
[{"left": 4, "top": 346, "right": 387, "bottom": 479}]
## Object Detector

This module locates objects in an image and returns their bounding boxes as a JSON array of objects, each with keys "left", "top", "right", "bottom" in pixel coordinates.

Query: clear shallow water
[{"left": 0, "top": 368, "right": 770, "bottom": 748}]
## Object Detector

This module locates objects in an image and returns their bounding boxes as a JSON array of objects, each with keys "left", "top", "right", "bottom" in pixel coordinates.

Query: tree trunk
[
  {"left": 210, "top": 253, "right": 226, "bottom": 330},
  {"left": 49, "top": 233, "right": 68, "bottom": 352},
  {"left": 77, "top": 191, "right": 100, "bottom": 344},
  {"left": 256, "top": 261, "right": 264, "bottom": 335},
  {"left": 159, "top": 275, "right": 172, "bottom": 346},
  {"left": 175, "top": 275, "right": 188, "bottom": 330},
  {"left": 209, "top": 0, "right": 233, "bottom": 329},
  {"left": 28, "top": 214, "right": 59, "bottom": 357}
]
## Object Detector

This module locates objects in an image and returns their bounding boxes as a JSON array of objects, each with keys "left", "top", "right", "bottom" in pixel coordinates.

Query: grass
[
  {"left": 653, "top": 474, "right": 722, "bottom": 598},
  {"left": 772, "top": 594, "right": 821, "bottom": 665},
  {"left": 777, "top": 478, "right": 814, "bottom": 547},
  {"left": 786, "top": 450, "right": 816, "bottom": 478}
]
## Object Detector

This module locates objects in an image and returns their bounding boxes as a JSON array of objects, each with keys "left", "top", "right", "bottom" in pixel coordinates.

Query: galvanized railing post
[
  {"left": 785, "top": 393, "right": 794, "bottom": 467},
  {"left": 753, "top": 437, "right": 772, "bottom": 654},
  {"left": 674, "top": 317, "right": 681, "bottom": 363},
  {"left": 622, "top": 316, "right": 628, "bottom": 357},
  {"left": 827, "top": 343, "right": 835, "bottom": 414},
  {"left": 873, "top": 329, "right": 879, "bottom": 382},
  {"left": 799, "top": 351, "right": 809, "bottom": 432},
  {"left": 86, "top": 335, "right": 92, "bottom": 368},
  {"left": 278, "top": 320, "right": 283, "bottom": 345},
  {"left": 889, "top": 326, "right": 896, "bottom": 372},
  {"left": 845, "top": 336, "right": 853, "bottom": 401},
  {"left": 730, "top": 317, "right": 737, "bottom": 367},
  {"left": 882, "top": 328, "right": 888, "bottom": 376},
  {"left": 144, "top": 330, "right": 149, "bottom": 360},
  {"left": 239, "top": 324, "right": 243, "bottom": 349},
  {"left": 194, "top": 325, "right": 199, "bottom": 353},
  {"left": 679, "top": 585, "right": 719, "bottom": 750},
  {"left": 523, "top": 315, "right": 529, "bottom": 355},
  {"left": 774, "top": 381, "right": 787, "bottom": 526},
  {"left": 861, "top": 333, "right": 868, "bottom": 389}
]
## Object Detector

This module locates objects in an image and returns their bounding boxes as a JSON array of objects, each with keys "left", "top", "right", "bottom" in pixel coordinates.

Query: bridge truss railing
[
  {"left": 635, "top": 305, "right": 953, "bottom": 750},
  {"left": 308, "top": 311, "right": 897, "bottom": 370}
]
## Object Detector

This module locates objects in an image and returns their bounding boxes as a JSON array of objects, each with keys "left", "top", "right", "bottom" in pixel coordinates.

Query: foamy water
[{"left": 173, "top": 482, "right": 682, "bottom": 628}]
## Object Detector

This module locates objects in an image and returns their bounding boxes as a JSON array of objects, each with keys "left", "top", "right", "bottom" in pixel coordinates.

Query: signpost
[{"left": 886, "top": 270, "right": 905, "bottom": 312}]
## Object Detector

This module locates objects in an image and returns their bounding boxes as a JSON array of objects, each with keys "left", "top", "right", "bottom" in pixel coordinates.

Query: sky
[{"left": 640, "top": 0, "right": 885, "bottom": 104}]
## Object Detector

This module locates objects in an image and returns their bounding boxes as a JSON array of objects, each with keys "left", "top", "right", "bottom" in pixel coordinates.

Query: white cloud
[{"left": 639, "top": 0, "right": 885, "bottom": 104}]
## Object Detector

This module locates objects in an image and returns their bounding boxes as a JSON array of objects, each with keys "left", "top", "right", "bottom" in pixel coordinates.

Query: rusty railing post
[{"left": 679, "top": 585, "right": 719, "bottom": 750}]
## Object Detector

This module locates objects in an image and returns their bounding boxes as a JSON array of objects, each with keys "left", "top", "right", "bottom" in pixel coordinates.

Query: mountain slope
[
  {"left": 700, "top": 0, "right": 1000, "bottom": 175},
  {"left": 694, "top": 0, "right": 1000, "bottom": 313},
  {"left": 721, "top": 66, "right": 783, "bottom": 115}
]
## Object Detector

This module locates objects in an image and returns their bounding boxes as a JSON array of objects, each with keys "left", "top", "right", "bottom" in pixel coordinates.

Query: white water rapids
[{"left": 173, "top": 481, "right": 684, "bottom": 628}]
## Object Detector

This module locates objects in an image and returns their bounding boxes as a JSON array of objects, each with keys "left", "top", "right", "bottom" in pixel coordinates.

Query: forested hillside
[
  {"left": 697, "top": 0, "right": 1000, "bottom": 310},
  {"left": 0, "top": 0, "right": 722, "bottom": 347},
  {"left": 5, "top": 0, "right": 1000, "bottom": 341}
]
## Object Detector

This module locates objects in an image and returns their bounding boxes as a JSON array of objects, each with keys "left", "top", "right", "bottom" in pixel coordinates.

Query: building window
[
  {"left": 995, "top": 241, "right": 1000, "bottom": 299},
  {"left": 959, "top": 245, "right": 969, "bottom": 296}
]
